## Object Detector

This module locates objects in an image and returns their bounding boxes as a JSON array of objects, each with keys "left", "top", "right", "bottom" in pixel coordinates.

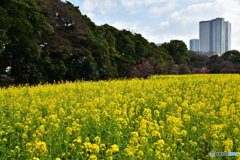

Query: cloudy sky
[{"left": 65, "top": 0, "right": 240, "bottom": 51}]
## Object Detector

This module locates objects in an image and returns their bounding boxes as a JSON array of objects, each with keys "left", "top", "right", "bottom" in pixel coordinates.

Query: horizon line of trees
[{"left": 0, "top": 0, "right": 240, "bottom": 86}]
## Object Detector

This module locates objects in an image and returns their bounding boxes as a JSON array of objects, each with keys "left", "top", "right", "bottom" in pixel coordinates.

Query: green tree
[
  {"left": 97, "top": 24, "right": 121, "bottom": 78},
  {"left": 221, "top": 50, "right": 240, "bottom": 64},
  {"left": 178, "top": 64, "right": 191, "bottom": 74},
  {"left": 207, "top": 55, "right": 233, "bottom": 73},
  {"left": 0, "top": 0, "right": 53, "bottom": 84},
  {"left": 38, "top": 1, "right": 124, "bottom": 81},
  {"left": 36, "top": 0, "right": 98, "bottom": 82},
  {"left": 161, "top": 40, "right": 190, "bottom": 64},
  {"left": 0, "top": 5, "right": 10, "bottom": 53},
  {"left": 157, "top": 46, "right": 172, "bottom": 63},
  {"left": 188, "top": 51, "right": 208, "bottom": 68},
  {"left": 114, "top": 31, "right": 136, "bottom": 77}
]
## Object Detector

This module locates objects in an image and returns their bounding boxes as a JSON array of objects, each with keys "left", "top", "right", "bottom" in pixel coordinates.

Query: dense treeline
[{"left": 0, "top": 0, "right": 240, "bottom": 86}]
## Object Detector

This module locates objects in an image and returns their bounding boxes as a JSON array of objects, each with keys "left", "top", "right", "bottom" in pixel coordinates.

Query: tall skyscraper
[
  {"left": 200, "top": 20, "right": 212, "bottom": 53},
  {"left": 225, "top": 21, "right": 231, "bottom": 51},
  {"left": 199, "top": 18, "right": 231, "bottom": 56},
  {"left": 190, "top": 39, "right": 199, "bottom": 52}
]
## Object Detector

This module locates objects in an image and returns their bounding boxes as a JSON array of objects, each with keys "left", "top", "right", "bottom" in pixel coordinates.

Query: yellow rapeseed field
[{"left": 0, "top": 74, "right": 240, "bottom": 160}]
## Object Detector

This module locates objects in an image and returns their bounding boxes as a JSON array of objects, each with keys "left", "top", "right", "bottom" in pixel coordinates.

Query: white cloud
[
  {"left": 158, "top": 21, "right": 168, "bottom": 29},
  {"left": 111, "top": 21, "right": 140, "bottom": 33},
  {"left": 82, "top": 0, "right": 98, "bottom": 11},
  {"left": 149, "top": 1, "right": 178, "bottom": 15},
  {"left": 121, "top": 0, "right": 179, "bottom": 15},
  {"left": 121, "top": 0, "right": 167, "bottom": 7},
  {"left": 82, "top": 0, "right": 118, "bottom": 15},
  {"left": 100, "top": 0, "right": 119, "bottom": 14}
]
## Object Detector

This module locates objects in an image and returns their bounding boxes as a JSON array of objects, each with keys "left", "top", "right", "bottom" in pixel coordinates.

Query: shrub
[
  {"left": 192, "top": 68, "right": 210, "bottom": 74},
  {"left": 221, "top": 65, "right": 236, "bottom": 73},
  {"left": 169, "top": 64, "right": 179, "bottom": 75},
  {"left": 179, "top": 64, "right": 191, "bottom": 74},
  {"left": 131, "top": 61, "right": 154, "bottom": 78}
]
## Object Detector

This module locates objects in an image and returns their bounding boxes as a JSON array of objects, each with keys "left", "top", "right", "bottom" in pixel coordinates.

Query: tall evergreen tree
[
  {"left": 161, "top": 40, "right": 190, "bottom": 64},
  {"left": 221, "top": 50, "right": 240, "bottom": 64},
  {"left": 0, "top": 0, "right": 53, "bottom": 83},
  {"left": 0, "top": 4, "right": 10, "bottom": 53}
]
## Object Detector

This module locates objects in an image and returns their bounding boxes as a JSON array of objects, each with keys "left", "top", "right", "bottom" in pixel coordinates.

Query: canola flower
[{"left": 0, "top": 74, "right": 240, "bottom": 159}]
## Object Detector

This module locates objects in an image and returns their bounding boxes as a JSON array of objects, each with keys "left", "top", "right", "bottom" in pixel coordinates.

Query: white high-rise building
[
  {"left": 189, "top": 39, "right": 199, "bottom": 52},
  {"left": 199, "top": 20, "right": 212, "bottom": 53},
  {"left": 225, "top": 21, "right": 231, "bottom": 51},
  {"left": 199, "top": 18, "right": 231, "bottom": 56}
]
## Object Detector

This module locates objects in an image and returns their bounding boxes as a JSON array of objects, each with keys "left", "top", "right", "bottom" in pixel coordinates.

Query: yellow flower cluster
[{"left": 0, "top": 74, "right": 240, "bottom": 159}]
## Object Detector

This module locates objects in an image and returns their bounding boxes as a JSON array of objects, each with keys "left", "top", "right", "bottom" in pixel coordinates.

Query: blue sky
[{"left": 64, "top": 0, "right": 240, "bottom": 51}]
